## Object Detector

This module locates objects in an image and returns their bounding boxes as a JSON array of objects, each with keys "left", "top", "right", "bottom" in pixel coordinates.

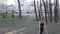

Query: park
[{"left": 0, "top": 0, "right": 60, "bottom": 34}]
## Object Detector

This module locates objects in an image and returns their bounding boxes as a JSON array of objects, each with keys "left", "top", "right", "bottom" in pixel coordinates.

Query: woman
[{"left": 39, "top": 17, "right": 48, "bottom": 34}]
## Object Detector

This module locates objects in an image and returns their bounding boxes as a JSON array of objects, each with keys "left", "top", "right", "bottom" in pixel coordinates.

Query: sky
[
  {"left": 7, "top": 0, "right": 15, "bottom": 5},
  {"left": 7, "top": 0, "right": 60, "bottom": 5}
]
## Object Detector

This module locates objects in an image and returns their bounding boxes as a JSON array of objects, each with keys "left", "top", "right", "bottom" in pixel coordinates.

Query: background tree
[
  {"left": 17, "top": 0, "right": 22, "bottom": 18},
  {"left": 49, "top": 0, "right": 52, "bottom": 22},
  {"left": 2, "top": 12, "right": 5, "bottom": 18},
  {"left": 42, "top": 0, "right": 48, "bottom": 23},
  {"left": 34, "top": 0, "right": 38, "bottom": 21},
  {"left": 11, "top": 10, "right": 15, "bottom": 18},
  {"left": 39, "top": 0, "right": 43, "bottom": 20},
  {"left": 54, "top": 0, "right": 59, "bottom": 23},
  {"left": 37, "top": 1, "right": 41, "bottom": 20},
  {"left": 46, "top": 0, "right": 49, "bottom": 22},
  {"left": 5, "top": 11, "right": 8, "bottom": 18}
]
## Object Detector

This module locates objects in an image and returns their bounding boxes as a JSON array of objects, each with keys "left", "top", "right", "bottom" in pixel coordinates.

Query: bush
[{"left": 11, "top": 14, "right": 15, "bottom": 18}]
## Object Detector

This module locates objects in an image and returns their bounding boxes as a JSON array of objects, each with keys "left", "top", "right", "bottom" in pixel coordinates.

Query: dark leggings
[{"left": 40, "top": 27, "right": 44, "bottom": 34}]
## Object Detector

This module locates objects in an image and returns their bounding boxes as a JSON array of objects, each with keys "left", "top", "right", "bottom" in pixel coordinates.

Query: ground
[{"left": 0, "top": 16, "right": 60, "bottom": 34}]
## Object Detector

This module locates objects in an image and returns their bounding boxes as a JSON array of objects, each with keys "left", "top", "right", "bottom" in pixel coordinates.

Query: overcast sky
[
  {"left": 7, "top": 0, "right": 15, "bottom": 5},
  {"left": 7, "top": 0, "right": 60, "bottom": 5}
]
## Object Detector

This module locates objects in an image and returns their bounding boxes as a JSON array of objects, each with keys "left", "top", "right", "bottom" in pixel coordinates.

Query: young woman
[{"left": 39, "top": 17, "right": 48, "bottom": 34}]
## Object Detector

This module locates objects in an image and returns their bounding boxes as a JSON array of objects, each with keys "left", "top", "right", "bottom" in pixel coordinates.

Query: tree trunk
[
  {"left": 40, "top": 0, "right": 43, "bottom": 20},
  {"left": 17, "top": 0, "right": 22, "bottom": 18},
  {"left": 11, "top": 10, "right": 15, "bottom": 18},
  {"left": 49, "top": 0, "right": 52, "bottom": 22},
  {"left": 5, "top": 11, "right": 8, "bottom": 18},
  {"left": 37, "top": 1, "right": 41, "bottom": 20},
  {"left": 54, "top": 0, "right": 59, "bottom": 23},
  {"left": 34, "top": 0, "right": 38, "bottom": 21},
  {"left": 42, "top": 0, "right": 48, "bottom": 23}
]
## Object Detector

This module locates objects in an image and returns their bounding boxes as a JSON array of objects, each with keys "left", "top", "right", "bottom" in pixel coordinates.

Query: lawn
[
  {"left": 0, "top": 16, "right": 34, "bottom": 29},
  {"left": 47, "top": 23, "right": 60, "bottom": 34},
  {"left": 0, "top": 16, "right": 60, "bottom": 34}
]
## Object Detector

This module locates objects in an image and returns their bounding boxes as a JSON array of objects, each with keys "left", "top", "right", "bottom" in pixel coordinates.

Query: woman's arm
[{"left": 44, "top": 21, "right": 48, "bottom": 34}]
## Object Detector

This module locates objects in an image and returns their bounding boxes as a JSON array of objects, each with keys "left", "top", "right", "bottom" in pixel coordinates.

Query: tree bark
[
  {"left": 34, "top": 0, "right": 38, "bottom": 21},
  {"left": 17, "top": 0, "right": 22, "bottom": 18},
  {"left": 49, "top": 0, "right": 52, "bottom": 22},
  {"left": 37, "top": 1, "right": 41, "bottom": 20},
  {"left": 42, "top": 0, "right": 48, "bottom": 23},
  {"left": 54, "top": 0, "right": 59, "bottom": 23}
]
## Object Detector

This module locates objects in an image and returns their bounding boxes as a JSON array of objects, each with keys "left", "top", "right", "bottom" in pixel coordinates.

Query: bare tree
[
  {"left": 54, "top": 0, "right": 59, "bottom": 23},
  {"left": 49, "top": 0, "right": 52, "bottom": 22},
  {"left": 42, "top": 0, "right": 48, "bottom": 23},
  {"left": 34, "top": 0, "right": 38, "bottom": 21},
  {"left": 17, "top": 0, "right": 22, "bottom": 18},
  {"left": 37, "top": 1, "right": 41, "bottom": 20},
  {"left": 40, "top": 0, "right": 43, "bottom": 20},
  {"left": 40, "top": 0, "right": 42, "bottom": 15}
]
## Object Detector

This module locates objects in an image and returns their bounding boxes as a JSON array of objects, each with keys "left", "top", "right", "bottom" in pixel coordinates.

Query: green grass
[
  {"left": 0, "top": 26, "right": 6, "bottom": 29},
  {"left": 47, "top": 23, "right": 60, "bottom": 34},
  {"left": 0, "top": 16, "right": 34, "bottom": 26},
  {"left": 0, "top": 16, "right": 60, "bottom": 34},
  {"left": 0, "top": 17, "right": 17, "bottom": 21}
]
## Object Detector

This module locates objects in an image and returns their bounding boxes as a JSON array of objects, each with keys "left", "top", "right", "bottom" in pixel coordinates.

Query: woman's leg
[{"left": 40, "top": 27, "right": 44, "bottom": 34}]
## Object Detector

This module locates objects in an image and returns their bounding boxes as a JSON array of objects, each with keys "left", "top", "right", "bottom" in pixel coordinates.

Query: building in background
[{"left": 0, "top": 0, "right": 60, "bottom": 17}]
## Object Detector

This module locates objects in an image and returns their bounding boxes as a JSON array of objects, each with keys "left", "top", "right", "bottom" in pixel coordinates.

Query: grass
[
  {"left": 0, "top": 16, "right": 34, "bottom": 28},
  {"left": 0, "top": 17, "right": 17, "bottom": 21},
  {"left": 0, "top": 26, "right": 6, "bottom": 29},
  {"left": 0, "top": 16, "right": 60, "bottom": 34},
  {"left": 0, "top": 27, "right": 4, "bottom": 29},
  {"left": 47, "top": 22, "right": 60, "bottom": 34}
]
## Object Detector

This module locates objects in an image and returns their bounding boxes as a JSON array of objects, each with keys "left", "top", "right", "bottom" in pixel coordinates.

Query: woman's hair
[
  {"left": 41, "top": 16, "right": 44, "bottom": 19},
  {"left": 41, "top": 16, "right": 45, "bottom": 21}
]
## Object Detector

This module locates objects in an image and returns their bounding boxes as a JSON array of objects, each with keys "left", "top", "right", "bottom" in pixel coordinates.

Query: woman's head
[
  {"left": 41, "top": 16, "right": 44, "bottom": 19},
  {"left": 40, "top": 16, "right": 45, "bottom": 23},
  {"left": 41, "top": 16, "right": 45, "bottom": 21}
]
